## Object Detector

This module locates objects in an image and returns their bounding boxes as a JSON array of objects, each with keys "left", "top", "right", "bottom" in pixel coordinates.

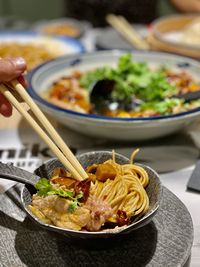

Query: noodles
[
  {"left": 30, "top": 151, "right": 150, "bottom": 231},
  {"left": 89, "top": 154, "right": 149, "bottom": 222},
  {"left": 0, "top": 43, "right": 56, "bottom": 71},
  {"left": 42, "top": 24, "right": 80, "bottom": 38}
]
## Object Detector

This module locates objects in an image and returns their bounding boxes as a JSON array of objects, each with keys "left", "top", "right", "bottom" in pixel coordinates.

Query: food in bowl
[
  {"left": 33, "top": 18, "right": 90, "bottom": 39},
  {"left": 0, "top": 32, "right": 83, "bottom": 71},
  {"left": 0, "top": 42, "right": 56, "bottom": 71},
  {"left": 43, "top": 53, "right": 200, "bottom": 118},
  {"left": 41, "top": 23, "right": 81, "bottom": 38},
  {"left": 181, "top": 18, "right": 200, "bottom": 46},
  {"left": 29, "top": 150, "right": 150, "bottom": 232}
]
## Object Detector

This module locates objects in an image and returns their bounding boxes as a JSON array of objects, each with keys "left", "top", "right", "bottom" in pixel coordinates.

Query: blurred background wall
[
  {"left": 0, "top": 0, "right": 176, "bottom": 23},
  {"left": 158, "top": 0, "right": 177, "bottom": 16},
  {"left": 0, "top": 0, "right": 65, "bottom": 21}
]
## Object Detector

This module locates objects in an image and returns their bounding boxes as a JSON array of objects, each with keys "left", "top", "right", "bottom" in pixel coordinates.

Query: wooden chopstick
[
  {"left": 106, "top": 14, "right": 149, "bottom": 50},
  {"left": 11, "top": 80, "right": 88, "bottom": 179},
  {"left": 0, "top": 82, "right": 88, "bottom": 181}
]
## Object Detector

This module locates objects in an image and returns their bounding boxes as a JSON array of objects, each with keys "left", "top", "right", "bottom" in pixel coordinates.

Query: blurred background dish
[
  {"left": 32, "top": 18, "right": 91, "bottom": 39},
  {"left": 148, "top": 14, "right": 200, "bottom": 59},
  {"left": 0, "top": 16, "right": 30, "bottom": 31},
  {"left": 27, "top": 50, "right": 200, "bottom": 141},
  {"left": 95, "top": 24, "right": 148, "bottom": 50},
  {"left": 182, "top": 17, "right": 200, "bottom": 46},
  {"left": 0, "top": 31, "right": 84, "bottom": 71}
]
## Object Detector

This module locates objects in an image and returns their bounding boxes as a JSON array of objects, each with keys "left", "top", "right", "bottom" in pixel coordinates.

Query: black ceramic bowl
[{"left": 21, "top": 151, "right": 162, "bottom": 239}]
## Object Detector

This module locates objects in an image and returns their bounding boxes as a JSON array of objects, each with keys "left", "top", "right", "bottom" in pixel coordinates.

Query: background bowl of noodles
[
  {"left": 0, "top": 31, "right": 84, "bottom": 71},
  {"left": 27, "top": 50, "right": 200, "bottom": 141},
  {"left": 22, "top": 151, "right": 162, "bottom": 239},
  {"left": 32, "top": 18, "right": 91, "bottom": 39}
]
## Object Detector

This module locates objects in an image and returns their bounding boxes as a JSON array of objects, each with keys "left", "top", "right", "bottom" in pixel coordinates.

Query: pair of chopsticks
[
  {"left": 0, "top": 81, "right": 88, "bottom": 181},
  {"left": 106, "top": 14, "right": 149, "bottom": 50}
]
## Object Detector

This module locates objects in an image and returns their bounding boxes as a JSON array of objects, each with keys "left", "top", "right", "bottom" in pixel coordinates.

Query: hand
[{"left": 0, "top": 57, "right": 26, "bottom": 117}]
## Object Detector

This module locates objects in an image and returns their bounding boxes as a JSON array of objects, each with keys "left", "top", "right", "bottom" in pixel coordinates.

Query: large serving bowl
[
  {"left": 0, "top": 31, "right": 84, "bottom": 71},
  {"left": 27, "top": 50, "right": 200, "bottom": 141},
  {"left": 22, "top": 151, "right": 162, "bottom": 239},
  {"left": 148, "top": 14, "right": 200, "bottom": 59}
]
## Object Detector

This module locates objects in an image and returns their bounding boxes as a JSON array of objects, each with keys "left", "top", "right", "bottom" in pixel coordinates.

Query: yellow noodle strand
[{"left": 90, "top": 150, "right": 149, "bottom": 223}]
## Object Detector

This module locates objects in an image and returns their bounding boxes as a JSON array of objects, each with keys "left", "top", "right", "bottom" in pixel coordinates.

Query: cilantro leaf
[
  {"left": 79, "top": 53, "right": 177, "bottom": 107},
  {"left": 67, "top": 192, "right": 84, "bottom": 213},
  {"left": 140, "top": 98, "right": 183, "bottom": 114},
  {"left": 35, "top": 178, "right": 74, "bottom": 198},
  {"left": 35, "top": 178, "right": 53, "bottom": 196},
  {"left": 53, "top": 189, "right": 74, "bottom": 198},
  {"left": 35, "top": 179, "right": 85, "bottom": 213},
  {"left": 68, "top": 200, "right": 79, "bottom": 213}
]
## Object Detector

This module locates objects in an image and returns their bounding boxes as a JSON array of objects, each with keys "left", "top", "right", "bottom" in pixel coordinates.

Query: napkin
[
  {"left": 0, "top": 179, "right": 15, "bottom": 193},
  {"left": 187, "top": 159, "right": 200, "bottom": 192}
]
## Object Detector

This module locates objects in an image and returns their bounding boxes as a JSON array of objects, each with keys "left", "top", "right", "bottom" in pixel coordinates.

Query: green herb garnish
[
  {"left": 79, "top": 53, "right": 179, "bottom": 114},
  {"left": 35, "top": 178, "right": 52, "bottom": 196},
  {"left": 35, "top": 178, "right": 83, "bottom": 213}
]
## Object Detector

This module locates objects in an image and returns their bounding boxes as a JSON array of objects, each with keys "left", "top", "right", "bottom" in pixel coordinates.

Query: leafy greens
[
  {"left": 79, "top": 53, "right": 181, "bottom": 114},
  {"left": 35, "top": 178, "right": 83, "bottom": 213}
]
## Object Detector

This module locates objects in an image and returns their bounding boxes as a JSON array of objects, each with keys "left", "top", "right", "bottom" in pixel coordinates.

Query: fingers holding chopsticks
[
  {"left": 0, "top": 72, "right": 88, "bottom": 181},
  {"left": 0, "top": 57, "right": 27, "bottom": 117},
  {"left": 0, "top": 57, "right": 26, "bottom": 81},
  {"left": 0, "top": 58, "right": 88, "bottom": 180}
]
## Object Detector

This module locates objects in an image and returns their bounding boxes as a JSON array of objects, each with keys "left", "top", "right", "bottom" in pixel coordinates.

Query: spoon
[
  {"left": 90, "top": 79, "right": 200, "bottom": 113},
  {"left": 90, "top": 79, "right": 141, "bottom": 113},
  {"left": 175, "top": 90, "right": 200, "bottom": 101},
  {"left": 0, "top": 162, "right": 39, "bottom": 186},
  {"left": 0, "top": 160, "right": 80, "bottom": 237},
  {"left": 90, "top": 79, "right": 118, "bottom": 113}
]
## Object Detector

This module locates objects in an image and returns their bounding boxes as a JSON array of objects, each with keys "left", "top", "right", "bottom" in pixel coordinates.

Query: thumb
[{"left": 0, "top": 57, "right": 26, "bottom": 82}]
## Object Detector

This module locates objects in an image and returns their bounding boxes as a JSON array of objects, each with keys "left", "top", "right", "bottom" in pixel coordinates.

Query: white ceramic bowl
[
  {"left": 27, "top": 50, "right": 200, "bottom": 141},
  {"left": 32, "top": 18, "right": 91, "bottom": 39},
  {"left": 152, "top": 14, "right": 200, "bottom": 50}
]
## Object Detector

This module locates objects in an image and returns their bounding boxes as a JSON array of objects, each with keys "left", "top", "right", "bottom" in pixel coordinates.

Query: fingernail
[{"left": 12, "top": 57, "right": 26, "bottom": 70}]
